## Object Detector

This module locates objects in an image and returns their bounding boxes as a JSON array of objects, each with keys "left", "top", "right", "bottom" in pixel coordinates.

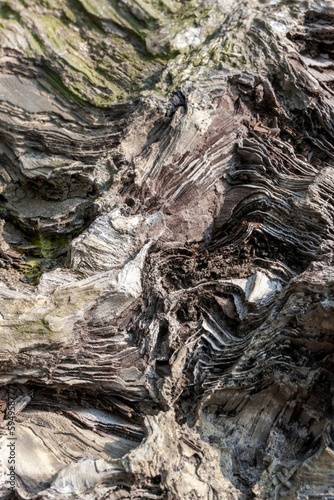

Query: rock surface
[{"left": 0, "top": 0, "right": 334, "bottom": 498}]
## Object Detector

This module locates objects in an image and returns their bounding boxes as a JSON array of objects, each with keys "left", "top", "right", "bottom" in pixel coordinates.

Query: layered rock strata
[{"left": 0, "top": 0, "right": 334, "bottom": 498}]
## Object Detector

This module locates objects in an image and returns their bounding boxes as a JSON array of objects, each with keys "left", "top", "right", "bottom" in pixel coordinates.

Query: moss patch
[{"left": 13, "top": 318, "right": 52, "bottom": 337}]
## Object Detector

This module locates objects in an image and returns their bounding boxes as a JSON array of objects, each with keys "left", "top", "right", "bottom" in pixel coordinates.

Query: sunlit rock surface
[{"left": 0, "top": 0, "right": 334, "bottom": 498}]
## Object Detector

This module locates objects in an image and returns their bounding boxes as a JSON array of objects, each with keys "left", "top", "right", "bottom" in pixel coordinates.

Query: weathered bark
[{"left": 0, "top": 0, "right": 334, "bottom": 498}]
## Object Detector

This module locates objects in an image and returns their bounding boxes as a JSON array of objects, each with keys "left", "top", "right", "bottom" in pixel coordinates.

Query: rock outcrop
[{"left": 0, "top": 0, "right": 334, "bottom": 498}]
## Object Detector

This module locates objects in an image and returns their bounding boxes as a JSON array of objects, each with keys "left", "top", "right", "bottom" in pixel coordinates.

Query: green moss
[
  {"left": 62, "top": 6, "right": 76, "bottom": 23},
  {"left": 31, "top": 234, "right": 69, "bottom": 259},
  {"left": 19, "top": 233, "right": 69, "bottom": 285},
  {"left": 13, "top": 319, "right": 52, "bottom": 337},
  {"left": 43, "top": 66, "right": 86, "bottom": 104},
  {"left": 22, "top": 259, "right": 43, "bottom": 286},
  {"left": 36, "top": 13, "right": 81, "bottom": 51},
  {"left": 27, "top": 32, "right": 45, "bottom": 55}
]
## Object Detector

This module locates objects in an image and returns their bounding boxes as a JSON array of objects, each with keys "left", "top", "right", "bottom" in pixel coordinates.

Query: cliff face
[{"left": 0, "top": 0, "right": 334, "bottom": 498}]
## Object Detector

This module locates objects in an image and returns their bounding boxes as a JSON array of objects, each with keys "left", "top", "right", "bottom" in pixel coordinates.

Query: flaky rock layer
[{"left": 0, "top": 0, "right": 334, "bottom": 498}]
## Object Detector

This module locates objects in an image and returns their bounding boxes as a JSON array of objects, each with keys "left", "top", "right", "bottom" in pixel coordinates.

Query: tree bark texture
[{"left": 0, "top": 0, "right": 334, "bottom": 498}]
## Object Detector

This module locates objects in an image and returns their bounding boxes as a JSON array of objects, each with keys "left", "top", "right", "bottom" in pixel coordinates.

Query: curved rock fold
[{"left": 0, "top": 0, "right": 334, "bottom": 498}]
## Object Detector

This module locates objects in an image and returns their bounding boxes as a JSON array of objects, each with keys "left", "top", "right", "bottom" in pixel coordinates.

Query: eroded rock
[{"left": 0, "top": 0, "right": 334, "bottom": 498}]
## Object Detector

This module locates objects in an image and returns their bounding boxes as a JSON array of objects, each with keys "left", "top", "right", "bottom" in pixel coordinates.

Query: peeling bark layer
[{"left": 0, "top": 0, "right": 334, "bottom": 498}]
